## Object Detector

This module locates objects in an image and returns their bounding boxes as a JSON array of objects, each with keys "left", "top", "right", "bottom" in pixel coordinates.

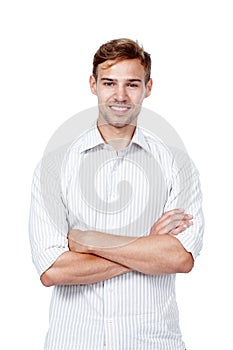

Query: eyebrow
[{"left": 100, "top": 78, "right": 142, "bottom": 82}]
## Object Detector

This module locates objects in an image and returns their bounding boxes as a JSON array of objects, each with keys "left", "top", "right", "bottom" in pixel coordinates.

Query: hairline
[{"left": 94, "top": 58, "right": 149, "bottom": 85}]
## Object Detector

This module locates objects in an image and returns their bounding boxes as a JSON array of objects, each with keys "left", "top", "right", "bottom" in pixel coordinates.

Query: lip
[
  {"left": 110, "top": 106, "right": 129, "bottom": 111},
  {"left": 109, "top": 104, "right": 131, "bottom": 114}
]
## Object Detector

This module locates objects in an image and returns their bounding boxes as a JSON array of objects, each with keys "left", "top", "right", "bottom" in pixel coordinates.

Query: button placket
[{"left": 108, "top": 156, "right": 121, "bottom": 201}]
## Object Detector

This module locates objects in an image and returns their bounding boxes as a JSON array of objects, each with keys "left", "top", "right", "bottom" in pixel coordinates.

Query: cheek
[
  {"left": 97, "top": 89, "right": 113, "bottom": 102},
  {"left": 131, "top": 90, "right": 146, "bottom": 104}
]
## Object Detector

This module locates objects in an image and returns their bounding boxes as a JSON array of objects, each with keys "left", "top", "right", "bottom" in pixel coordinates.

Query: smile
[
  {"left": 109, "top": 105, "right": 131, "bottom": 112},
  {"left": 111, "top": 106, "right": 128, "bottom": 111}
]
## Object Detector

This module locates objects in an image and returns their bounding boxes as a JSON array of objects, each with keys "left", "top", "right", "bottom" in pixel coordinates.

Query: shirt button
[
  {"left": 110, "top": 193, "right": 117, "bottom": 201},
  {"left": 112, "top": 163, "right": 117, "bottom": 171}
]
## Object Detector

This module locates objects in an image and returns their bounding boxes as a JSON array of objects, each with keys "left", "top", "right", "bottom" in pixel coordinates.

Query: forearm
[
  {"left": 68, "top": 210, "right": 194, "bottom": 276},
  {"left": 69, "top": 229, "right": 193, "bottom": 275},
  {"left": 40, "top": 251, "right": 131, "bottom": 287},
  {"left": 89, "top": 234, "right": 193, "bottom": 275}
]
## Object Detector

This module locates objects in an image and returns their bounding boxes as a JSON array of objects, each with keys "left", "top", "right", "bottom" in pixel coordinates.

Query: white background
[{"left": 1, "top": 0, "right": 232, "bottom": 349}]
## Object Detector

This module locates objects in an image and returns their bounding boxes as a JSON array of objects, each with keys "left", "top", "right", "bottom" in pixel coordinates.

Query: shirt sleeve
[
  {"left": 164, "top": 148, "right": 204, "bottom": 260},
  {"left": 29, "top": 154, "right": 69, "bottom": 276}
]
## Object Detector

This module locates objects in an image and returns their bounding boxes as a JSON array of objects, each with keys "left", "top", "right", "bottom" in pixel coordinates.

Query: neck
[{"left": 97, "top": 120, "right": 136, "bottom": 152}]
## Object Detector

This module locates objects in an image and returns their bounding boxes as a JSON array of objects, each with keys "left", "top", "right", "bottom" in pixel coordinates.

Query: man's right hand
[{"left": 150, "top": 209, "right": 193, "bottom": 236}]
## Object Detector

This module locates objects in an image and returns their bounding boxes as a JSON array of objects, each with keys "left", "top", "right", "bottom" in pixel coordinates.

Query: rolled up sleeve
[
  {"left": 164, "top": 149, "right": 204, "bottom": 260},
  {"left": 29, "top": 157, "right": 69, "bottom": 276}
]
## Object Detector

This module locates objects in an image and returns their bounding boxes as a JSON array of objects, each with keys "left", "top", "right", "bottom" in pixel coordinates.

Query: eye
[
  {"left": 103, "top": 82, "right": 115, "bottom": 87},
  {"left": 128, "top": 83, "right": 138, "bottom": 88}
]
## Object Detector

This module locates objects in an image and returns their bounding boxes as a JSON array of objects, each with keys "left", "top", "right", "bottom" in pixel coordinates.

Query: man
[{"left": 29, "top": 38, "right": 204, "bottom": 349}]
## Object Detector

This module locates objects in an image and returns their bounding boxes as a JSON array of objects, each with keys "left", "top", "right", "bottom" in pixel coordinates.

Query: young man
[{"left": 29, "top": 38, "right": 204, "bottom": 349}]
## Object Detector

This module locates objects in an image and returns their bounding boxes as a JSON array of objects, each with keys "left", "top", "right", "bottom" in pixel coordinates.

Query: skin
[
  {"left": 89, "top": 58, "right": 152, "bottom": 151},
  {"left": 40, "top": 59, "right": 194, "bottom": 287},
  {"left": 68, "top": 209, "right": 194, "bottom": 276}
]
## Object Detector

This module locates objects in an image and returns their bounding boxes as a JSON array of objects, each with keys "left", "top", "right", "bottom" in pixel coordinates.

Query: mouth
[{"left": 109, "top": 104, "right": 131, "bottom": 114}]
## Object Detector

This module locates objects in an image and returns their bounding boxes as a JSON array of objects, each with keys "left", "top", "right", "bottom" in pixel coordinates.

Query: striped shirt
[{"left": 29, "top": 123, "right": 204, "bottom": 350}]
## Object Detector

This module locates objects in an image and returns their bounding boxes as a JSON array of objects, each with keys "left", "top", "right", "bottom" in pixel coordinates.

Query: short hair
[{"left": 92, "top": 38, "right": 151, "bottom": 84}]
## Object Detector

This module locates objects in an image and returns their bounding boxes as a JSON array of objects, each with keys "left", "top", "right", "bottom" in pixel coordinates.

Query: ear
[
  {"left": 145, "top": 78, "right": 153, "bottom": 98},
  {"left": 89, "top": 75, "right": 97, "bottom": 95}
]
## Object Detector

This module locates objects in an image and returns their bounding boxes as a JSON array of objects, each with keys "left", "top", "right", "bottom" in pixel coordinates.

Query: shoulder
[
  {"left": 138, "top": 127, "right": 175, "bottom": 168},
  {"left": 139, "top": 126, "right": 199, "bottom": 178}
]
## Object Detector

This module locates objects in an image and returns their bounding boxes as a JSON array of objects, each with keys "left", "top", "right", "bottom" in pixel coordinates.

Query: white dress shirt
[{"left": 29, "top": 123, "right": 204, "bottom": 350}]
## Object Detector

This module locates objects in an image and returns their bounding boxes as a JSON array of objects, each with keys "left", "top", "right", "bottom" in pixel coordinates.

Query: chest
[{"left": 64, "top": 148, "right": 170, "bottom": 235}]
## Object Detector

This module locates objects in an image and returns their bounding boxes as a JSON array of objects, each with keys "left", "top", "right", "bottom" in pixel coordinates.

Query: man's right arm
[
  {"left": 29, "top": 158, "right": 193, "bottom": 288},
  {"left": 29, "top": 160, "right": 131, "bottom": 287},
  {"left": 40, "top": 251, "right": 131, "bottom": 287},
  {"left": 41, "top": 209, "right": 191, "bottom": 287}
]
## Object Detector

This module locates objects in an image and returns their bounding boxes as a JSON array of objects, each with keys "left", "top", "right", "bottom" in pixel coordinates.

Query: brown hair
[{"left": 92, "top": 38, "right": 151, "bottom": 84}]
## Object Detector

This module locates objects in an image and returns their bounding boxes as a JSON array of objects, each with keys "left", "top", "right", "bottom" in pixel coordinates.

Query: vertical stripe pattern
[{"left": 29, "top": 125, "right": 204, "bottom": 350}]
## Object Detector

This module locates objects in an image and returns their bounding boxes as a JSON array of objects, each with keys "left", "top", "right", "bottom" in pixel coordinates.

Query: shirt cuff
[{"left": 32, "top": 246, "right": 69, "bottom": 276}]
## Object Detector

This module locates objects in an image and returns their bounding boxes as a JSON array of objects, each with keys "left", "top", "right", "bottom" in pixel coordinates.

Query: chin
[
  {"left": 110, "top": 122, "right": 129, "bottom": 128},
  {"left": 107, "top": 114, "right": 138, "bottom": 128},
  {"left": 108, "top": 117, "right": 136, "bottom": 128}
]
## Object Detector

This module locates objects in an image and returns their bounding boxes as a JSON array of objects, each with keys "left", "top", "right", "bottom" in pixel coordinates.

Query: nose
[{"left": 114, "top": 84, "right": 128, "bottom": 102}]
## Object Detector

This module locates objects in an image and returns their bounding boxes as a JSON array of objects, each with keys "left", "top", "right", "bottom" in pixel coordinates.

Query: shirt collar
[
  {"left": 79, "top": 122, "right": 150, "bottom": 154},
  {"left": 130, "top": 126, "right": 150, "bottom": 153},
  {"left": 79, "top": 124, "right": 105, "bottom": 153}
]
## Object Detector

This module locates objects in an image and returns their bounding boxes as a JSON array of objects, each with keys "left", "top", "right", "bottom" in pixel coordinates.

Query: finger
[
  {"left": 155, "top": 213, "right": 192, "bottom": 232},
  {"left": 151, "top": 212, "right": 182, "bottom": 232},
  {"left": 159, "top": 211, "right": 193, "bottom": 225},
  {"left": 156, "top": 217, "right": 193, "bottom": 235},
  {"left": 157, "top": 222, "right": 190, "bottom": 235},
  {"left": 150, "top": 210, "right": 193, "bottom": 236},
  {"left": 159, "top": 209, "right": 185, "bottom": 221},
  {"left": 167, "top": 220, "right": 193, "bottom": 236},
  {"left": 154, "top": 210, "right": 187, "bottom": 229},
  {"left": 169, "top": 220, "right": 193, "bottom": 235},
  {"left": 169, "top": 225, "right": 187, "bottom": 236}
]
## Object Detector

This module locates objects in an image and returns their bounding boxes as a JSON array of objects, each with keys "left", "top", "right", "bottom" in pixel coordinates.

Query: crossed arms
[{"left": 40, "top": 209, "right": 194, "bottom": 287}]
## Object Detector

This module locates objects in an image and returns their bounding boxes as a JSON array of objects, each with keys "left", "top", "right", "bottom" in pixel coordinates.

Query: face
[{"left": 90, "top": 59, "right": 152, "bottom": 128}]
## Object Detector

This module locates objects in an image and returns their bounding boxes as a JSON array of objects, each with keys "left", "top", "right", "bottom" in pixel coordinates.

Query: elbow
[
  {"left": 40, "top": 270, "right": 54, "bottom": 287},
  {"left": 178, "top": 252, "right": 194, "bottom": 274}
]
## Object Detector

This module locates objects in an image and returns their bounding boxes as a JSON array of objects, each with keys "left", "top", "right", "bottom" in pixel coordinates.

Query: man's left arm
[
  {"left": 69, "top": 149, "right": 204, "bottom": 276},
  {"left": 68, "top": 209, "right": 194, "bottom": 275}
]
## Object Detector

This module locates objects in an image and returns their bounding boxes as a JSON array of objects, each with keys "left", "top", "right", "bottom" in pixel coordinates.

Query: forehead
[{"left": 97, "top": 59, "right": 146, "bottom": 80}]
